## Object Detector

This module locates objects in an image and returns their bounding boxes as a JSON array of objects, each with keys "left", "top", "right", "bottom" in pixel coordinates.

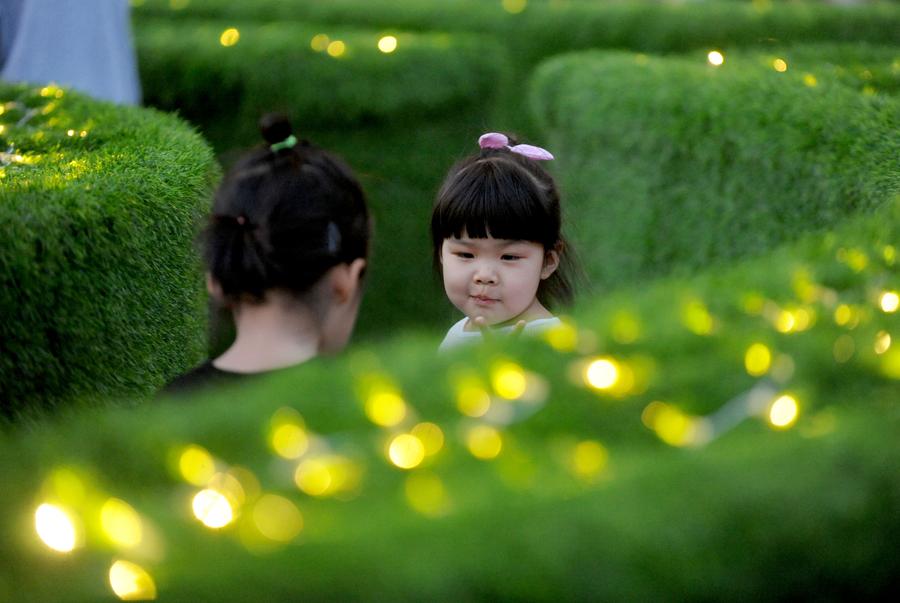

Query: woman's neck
[{"left": 213, "top": 295, "right": 320, "bottom": 374}]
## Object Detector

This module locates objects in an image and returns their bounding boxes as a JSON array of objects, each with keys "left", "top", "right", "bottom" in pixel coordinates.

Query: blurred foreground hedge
[{"left": 0, "top": 84, "right": 218, "bottom": 419}]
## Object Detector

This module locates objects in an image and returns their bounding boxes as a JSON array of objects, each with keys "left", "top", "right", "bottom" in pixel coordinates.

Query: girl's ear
[
  {"left": 206, "top": 273, "right": 225, "bottom": 301},
  {"left": 331, "top": 259, "right": 367, "bottom": 304},
  {"left": 540, "top": 244, "right": 561, "bottom": 280}
]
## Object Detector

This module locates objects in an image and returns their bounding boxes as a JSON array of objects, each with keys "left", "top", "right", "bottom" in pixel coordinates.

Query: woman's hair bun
[{"left": 259, "top": 113, "right": 294, "bottom": 145}]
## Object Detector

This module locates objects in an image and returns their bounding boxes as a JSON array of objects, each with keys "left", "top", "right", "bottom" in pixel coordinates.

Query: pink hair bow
[{"left": 478, "top": 132, "right": 554, "bottom": 161}]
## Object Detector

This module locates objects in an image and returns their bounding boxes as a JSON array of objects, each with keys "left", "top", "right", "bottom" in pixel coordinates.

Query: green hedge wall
[
  {"left": 1, "top": 189, "right": 897, "bottom": 599},
  {"left": 135, "top": 19, "right": 508, "bottom": 139},
  {"left": 0, "top": 84, "right": 219, "bottom": 420},
  {"left": 133, "top": 0, "right": 900, "bottom": 63},
  {"left": 529, "top": 45, "right": 900, "bottom": 289}
]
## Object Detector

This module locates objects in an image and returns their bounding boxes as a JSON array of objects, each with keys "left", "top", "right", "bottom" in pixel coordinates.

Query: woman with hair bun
[{"left": 162, "top": 114, "right": 370, "bottom": 394}]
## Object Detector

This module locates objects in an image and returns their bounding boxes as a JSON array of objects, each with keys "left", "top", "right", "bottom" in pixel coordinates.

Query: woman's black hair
[
  {"left": 205, "top": 113, "right": 370, "bottom": 304},
  {"left": 430, "top": 134, "right": 579, "bottom": 308}
]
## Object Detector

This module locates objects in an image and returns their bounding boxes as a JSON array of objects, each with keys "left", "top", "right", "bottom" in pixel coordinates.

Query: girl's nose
[{"left": 473, "top": 264, "right": 498, "bottom": 285}]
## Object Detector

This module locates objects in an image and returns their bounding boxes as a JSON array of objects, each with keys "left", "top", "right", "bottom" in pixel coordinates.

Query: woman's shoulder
[{"left": 159, "top": 360, "right": 246, "bottom": 398}]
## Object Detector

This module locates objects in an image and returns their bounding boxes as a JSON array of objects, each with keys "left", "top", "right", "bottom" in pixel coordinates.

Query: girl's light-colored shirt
[{"left": 438, "top": 316, "right": 561, "bottom": 351}]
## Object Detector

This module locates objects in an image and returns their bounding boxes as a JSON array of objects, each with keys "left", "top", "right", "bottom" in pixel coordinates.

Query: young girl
[
  {"left": 162, "top": 114, "right": 370, "bottom": 394},
  {"left": 431, "top": 132, "right": 578, "bottom": 350}
]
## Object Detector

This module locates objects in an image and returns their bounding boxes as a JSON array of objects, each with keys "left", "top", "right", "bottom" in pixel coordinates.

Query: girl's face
[{"left": 440, "top": 233, "right": 559, "bottom": 327}]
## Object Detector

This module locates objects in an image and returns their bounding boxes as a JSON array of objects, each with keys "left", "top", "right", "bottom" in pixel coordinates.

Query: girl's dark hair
[
  {"left": 206, "top": 113, "right": 370, "bottom": 303},
  {"left": 430, "top": 134, "right": 578, "bottom": 308}
]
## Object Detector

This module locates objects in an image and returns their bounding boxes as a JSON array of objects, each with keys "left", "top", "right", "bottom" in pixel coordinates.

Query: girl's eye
[
  {"left": 501, "top": 255, "right": 521, "bottom": 261},
  {"left": 454, "top": 252, "right": 474, "bottom": 259}
]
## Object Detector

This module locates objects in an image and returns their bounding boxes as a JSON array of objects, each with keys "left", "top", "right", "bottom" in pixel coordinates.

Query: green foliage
[
  {"left": 134, "top": 0, "right": 900, "bottom": 63},
  {"left": 135, "top": 19, "right": 509, "bottom": 137},
  {"left": 529, "top": 45, "right": 900, "bottom": 289},
  {"left": 0, "top": 84, "right": 219, "bottom": 419},
  {"left": 1, "top": 192, "right": 897, "bottom": 599}
]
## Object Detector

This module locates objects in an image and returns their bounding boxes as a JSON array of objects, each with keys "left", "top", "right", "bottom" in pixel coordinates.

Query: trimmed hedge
[
  {"left": 133, "top": 0, "right": 900, "bottom": 64},
  {"left": 135, "top": 19, "right": 509, "bottom": 138},
  {"left": 529, "top": 45, "right": 900, "bottom": 289},
  {"left": 0, "top": 84, "right": 219, "bottom": 420},
  {"left": 0, "top": 189, "right": 897, "bottom": 599}
]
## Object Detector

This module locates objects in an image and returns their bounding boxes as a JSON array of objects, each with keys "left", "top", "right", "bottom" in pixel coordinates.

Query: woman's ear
[
  {"left": 331, "top": 259, "right": 367, "bottom": 304},
  {"left": 541, "top": 244, "right": 561, "bottom": 280},
  {"left": 206, "top": 272, "right": 225, "bottom": 301}
]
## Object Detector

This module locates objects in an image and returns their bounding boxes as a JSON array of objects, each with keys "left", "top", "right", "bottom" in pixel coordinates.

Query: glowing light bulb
[
  {"left": 491, "top": 362, "right": 527, "bottom": 399},
  {"left": 327, "top": 41, "right": 346, "bottom": 58},
  {"left": 707, "top": 51, "right": 725, "bottom": 66},
  {"left": 456, "top": 381, "right": 491, "bottom": 417},
  {"left": 879, "top": 291, "right": 899, "bottom": 313},
  {"left": 584, "top": 357, "right": 619, "bottom": 390},
  {"left": 109, "top": 560, "right": 157, "bottom": 600},
  {"left": 874, "top": 331, "right": 891, "bottom": 355},
  {"left": 744, "top": 343, "right": 772, "bottom": 376},
  {"left": 101, "top": 498, "right": 143, "bottom": 549},
  {"left": 768, "top": 395, "right": 799, "bottom": 429},
  {"left": 389, "top": 434, "right": 426, "bottom": 469},
  {"left": 34, "top": 503, "right": 77, "bottom": 552},
  {"left": 219, "top": 28, "right": 240, "bottom": 47},
  {"left": 252, "top": 494, "right": 303, "bottom": 542},
  {"left": 571, "top": 440, "right": 608, "bottom": 478},
  {"left": 466, "top": 425, "right": 503, "bottom": 460},
  {"left": 310, "top": 34, "right": 330, "bottom": 52},
  {"left": 377, "top": 36, "right": 398, "bottom": 53},
  {"left": 773, "top": 58, "right": 787, "bottom": 72},
  {"left": 178, "top": 445, "right": 216, "bottom": 485},
  {"left": 191, "top": 489, "right": 233, "bottom": 529},
  {"left": 502, "top": 0, "right": 527, "bottom": 14},
  {"left": 365, "top": 391, "right": 407, "bottom": 427},
  {"left": 411, "top": 422, "right": 445, "bottom": 456}
]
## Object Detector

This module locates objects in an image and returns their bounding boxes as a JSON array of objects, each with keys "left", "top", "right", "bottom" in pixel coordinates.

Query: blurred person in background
[{"left": 0, "top": 0, "right": 140, "bottom": 104}]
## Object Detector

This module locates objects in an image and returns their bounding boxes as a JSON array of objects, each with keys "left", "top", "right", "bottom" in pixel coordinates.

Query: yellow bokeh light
[
  {"left": 365, "top": 391, "right": 407, "bottom": 427},
  {"left": 411, "top": 422, "right": 445, "bottom": 456},
  {"left": 101, "top": 499, "right": 143, "bottom": 549},
  {"left": 405, "top": 472, "right": 449, "bottom": 517},
  {"left": 773, "top": 58, "right": 788, "bottom": 72},
  {"left": 741, "top": 292, "right": 766, "bottom": 315},
  {"left": 219, "top": 28, "right": 240, "bottom": 47},
  {"left": 837, "top": 247, "right": 868, "bottom": 272},
  {"left": 611, "top": 311, "right": 642, "bottom": 343},
  {"left": 207, "top": 472, "right": 246, "bottom": 507},
  {"left": 327, "top": 40, "right": 346, "bottom": 58},
  {"left": 456, "top": 381, "right": 491, "bottom": 417},
  {"left": 491, "top": 362, "right": 527, "bottom": 400},
  {"left": 389, "top": 434, "right": 426, "bottom": 469},
  {"left": 544, "top": 320, "right": 578, "bottom": 351},
  {"left": 252, "top": 494, "right": 303, "bottom": 542},
  {"left": 834, "top": 304, "right": 853, "bottom": 326},
  {"left": 293, "top": 455, "right": 359, "bottom": 497},
  {"left": 874, "top": 331, "right": 891, "bottom": 355},
  {"left": 879, "top": 291, "right": 899, "bottom": 313},
  {"left": 744, "top": 343, "right": 772, "bottom": 376},
  {"left": 270, "top": 423, "right": 309, "bottom": 459},
  {"left": 67, "top": 129, "right": 75, "bottom": 137},
  {"left": 881, "top": 349, "right": 900, "bottom": 379},
  {"left": 109, "top": 560, "right": 157, "bottom": 601},
  {"left": 584, "top": 357, "right": 619, "bottom": 390},
  {"left": 768, "top": 395, "right": 799, "bottom": 429},
  {"left": 682, "top": 299, "right": 714, "bottom": 335},
  {"left": 310, "top": 34, "right": 330, "bottom": 52},
  {"left": 502, "top": 0, "right": 528, "bottom": 14},
  {"left": 178, "top": 445, "right": 216, "bottom": 486},
  {"left": 34, "top": 503, "right": 77, "bottom": 553},
  {"left": 642, "top": 402, "right": 706, "bottom": 447},
  {"left": 191, "top": 489, "right": 234, "bottom": 529},
  {"left": 377, "top": 35, "right": 398, "bottom": 54},
  {"left": 571, "top": 440, "right": 608, "bottom": 479},
  {"left": 466, "top": 425, "right": 503, "bottom": 460},
  {"left": 833, "top": 335, "right": 855, "bottom": 363},
  {"left": 775, "top": 310, "right": 795, "bottom": 333},
  {"left": 883, "top": 245, "right": 896, "bottom": 265},
  {"left": 707, "top": 51, "right": 725, "bottom": 66},
  {"left": 803, "top": 73, "right": 818, "bottom": 87}
]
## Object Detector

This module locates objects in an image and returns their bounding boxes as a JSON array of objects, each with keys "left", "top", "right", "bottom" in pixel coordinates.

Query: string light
[
  {"left": 34, "top": 503, "right": 77, "bottom": 552},
  {"left": 411, "top": 423, "right": 444, "bottom": 456},
  {"left": 405, "top": 472, "right": 449, "bottom": 517},
  {"left": 365, "top": 390, "right": 407, "bottom": 427},
  {"left": 707, "top": 51, "right": 725, "bottom": 67},
  {"left": 455, "top": 379, "right": 491, "bottom": 417},
  {"left": 310, "top": 34, "right": 330, "bottom": 52},
  {"left": 388, "top": 434, "right": 426, "bottom": 469},
  {"left": 109, "top": 560, "right": 156, "bottom": 601},
  {"left": 583, "top": 357, "right": 619, "bottom": 390},
  {"left": 177, "top": 445, "right": 216, "bottom": 486},
  {"left": 219, "top": 28, "right": 240, "bottom": 47},
  {"left": 879, "top": 291, "right": 899, "bottom": 313},
  {"left": 252, "top": 495, "right": 303, "bottom": 542},
  {"left": 874, "top": 331, "right": 891, "bottom": 355},
  {"left": 465, "top": 425, "right": 503, "bottom": 460},
  {"left": 377, "top": 36, "right": 398, "bottom": 54},
  {"left": 744, "top": 343, "right": 772, "bottom": 377},
  {"left": 571, "top": 440, "right": 608, "bottom": 479},
  {"left": 773, "top": 58, "right": 788, "bottom": 72},
  {"left": 100, "top": 498, "right": 143, "bottom": 549},
  {"left": 191, "top": 489, "right": 234, "bottom": 529},
  {"left": 491, "top": 362, "right": 527, "bottom": 400},
  {"left": 327, "top": 41, "right": 347, "bottom": 58},
  {"left": 767, "top": 395, "right": 799, "bottom": 429},
  {"left": 803, "top": 73, "right": 818, "bottom": 87},
  {"left": 502, "top": 0, "right": 527, "bottom": 14}
]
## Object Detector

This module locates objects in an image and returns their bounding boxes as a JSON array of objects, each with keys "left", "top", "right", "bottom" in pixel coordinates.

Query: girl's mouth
[{"left": 471, "top": 295, "right": 499, "bottom": 306}]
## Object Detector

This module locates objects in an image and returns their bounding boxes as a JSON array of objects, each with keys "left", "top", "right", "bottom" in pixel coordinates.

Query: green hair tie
[{"left": 270, "top": 135, "right": 298, "bottom": 152}]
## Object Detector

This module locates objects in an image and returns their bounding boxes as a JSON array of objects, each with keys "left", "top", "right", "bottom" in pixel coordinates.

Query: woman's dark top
[{"left": 159, "top": 360, "right": 249, "bottom": 397}]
